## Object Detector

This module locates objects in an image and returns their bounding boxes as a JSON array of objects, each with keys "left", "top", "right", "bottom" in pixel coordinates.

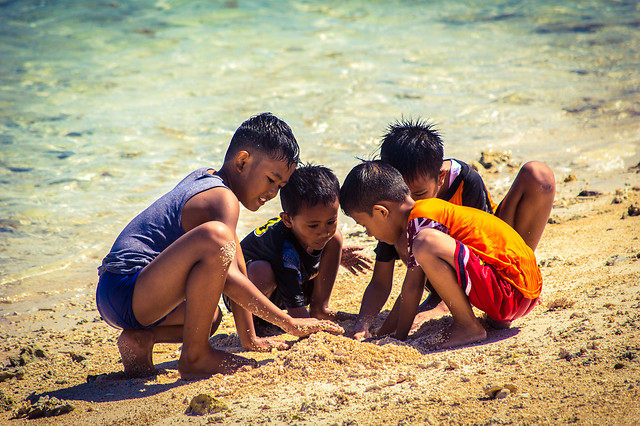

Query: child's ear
[
  {"left": 372, "top": 204, "right": 389, "bottom": 219},
  {"left": 234, "top": 151, "right": 250, "bottom": 173},
  {"left": 437, "top": 168, "right": 447, "bottom": 186},
  {"left": 279, "top": 212, "right": 293, "bottom": 228}
]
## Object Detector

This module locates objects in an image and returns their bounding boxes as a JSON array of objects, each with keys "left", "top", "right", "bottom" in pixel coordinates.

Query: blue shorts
[{"left": 96, "top": 270, "right": 167, "bottom": 330}]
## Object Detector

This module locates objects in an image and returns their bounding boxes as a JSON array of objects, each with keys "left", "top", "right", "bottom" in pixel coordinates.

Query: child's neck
[{"left": 395, "top": 196, "right": 415, "bottom": 237}]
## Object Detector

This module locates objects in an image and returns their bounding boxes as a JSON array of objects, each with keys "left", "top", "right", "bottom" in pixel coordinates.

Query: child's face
[
  {"left": 350, "top": 206, "right": 400, "bottom": 245},
  {"left": 404, "top": 172, "right": 441, "bottom": 201},
  {"left": 237, "top": 153, "right": 295, "bottom": 212},
  {"left": 281, "top": 199, "right": 339, "bottom": 254}
]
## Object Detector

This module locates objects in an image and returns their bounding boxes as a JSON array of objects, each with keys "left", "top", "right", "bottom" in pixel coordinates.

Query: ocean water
[{"left": 1, "top": 0, "right": 639, "bottom": 312}]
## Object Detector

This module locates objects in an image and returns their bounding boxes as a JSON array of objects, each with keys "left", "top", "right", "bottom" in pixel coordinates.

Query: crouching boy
[
  {"left": 226, "top": 165, "right": 351, "bottom": 338},
  {"left": 339, "top": 160, "right": 542, "bottom": 348}
]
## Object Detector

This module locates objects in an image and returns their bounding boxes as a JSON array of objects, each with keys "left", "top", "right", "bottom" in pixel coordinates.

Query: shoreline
[{"left": 1, "top": 164, "right": 639, "bottom": 425}]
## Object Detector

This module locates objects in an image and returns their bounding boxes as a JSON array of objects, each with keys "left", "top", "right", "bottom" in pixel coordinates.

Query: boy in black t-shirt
[{"left": 226, "top": 165, "right": 352, "bottom": 336}]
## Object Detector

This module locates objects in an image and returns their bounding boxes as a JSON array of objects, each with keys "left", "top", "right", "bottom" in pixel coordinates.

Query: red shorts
[{"left": 454, "top": 241, "right": 538, "bottom": 322}]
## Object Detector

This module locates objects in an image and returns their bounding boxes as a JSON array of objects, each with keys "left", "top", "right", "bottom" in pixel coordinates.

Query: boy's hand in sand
[
  {"left": 285, "top": 317, "right": 344, "bottom": 337},
  {"left": 247, "top": 336, "right": 291, "bottom": 352},
  {"left": 340, "top": 246, "right": 373, "bottom": 275}
]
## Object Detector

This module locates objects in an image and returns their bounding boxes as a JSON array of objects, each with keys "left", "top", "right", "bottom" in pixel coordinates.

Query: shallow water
[{"left": 1, "top": 0, "right": 639, "bottom": 310}]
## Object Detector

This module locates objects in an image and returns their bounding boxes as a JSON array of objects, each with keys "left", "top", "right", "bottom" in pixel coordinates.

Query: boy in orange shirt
[
  {"left": 340, "top": 160, "right": 542, "bottom": 347},
  {"left": 352, "top": 119, "right": 554, "bottom": 340}
]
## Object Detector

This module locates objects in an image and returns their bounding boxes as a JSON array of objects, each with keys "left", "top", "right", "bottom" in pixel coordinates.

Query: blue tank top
[{"left": 98, "top": 168, "right": 228, "bottom": 276}]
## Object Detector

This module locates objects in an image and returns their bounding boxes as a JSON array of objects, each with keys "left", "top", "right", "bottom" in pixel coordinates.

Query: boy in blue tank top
[
  {"left": 225, "top": 165, "right": 353, "bottom": 335},
  {"left": 96, "top": 113, "right": 343, "bottom": 380}
]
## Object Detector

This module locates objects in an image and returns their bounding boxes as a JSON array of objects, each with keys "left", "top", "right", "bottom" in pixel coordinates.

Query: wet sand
[{"left": 1, "top": 162, "right": 639, "bottom": 425}]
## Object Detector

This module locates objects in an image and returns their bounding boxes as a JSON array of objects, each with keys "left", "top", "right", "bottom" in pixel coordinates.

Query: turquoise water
[{"left": 1, "top": 0, "right": 639, "bottom": 309}]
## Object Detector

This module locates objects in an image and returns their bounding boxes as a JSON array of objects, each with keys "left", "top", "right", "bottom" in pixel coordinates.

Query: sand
[{"left": 1, "top": 162, "right": 639, "bottom": 425}]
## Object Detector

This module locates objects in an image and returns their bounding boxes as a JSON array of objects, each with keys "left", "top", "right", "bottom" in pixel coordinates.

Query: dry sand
[{"left": 1, "top": 163, "right": 639, "bottom": 425}]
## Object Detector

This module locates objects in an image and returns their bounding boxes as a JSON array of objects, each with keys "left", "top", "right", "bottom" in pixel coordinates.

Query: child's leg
[
  {"left": 309, "top": 235, "right": 353, "bottom": 320},
  {"left": 496, "top": 161, "right": 556, "bottom": 251},
  {"left": 124, "top": 222, "right": 256, "bottom": 379},
  {"left": 412, "top": 229, "right": 487, "bottom": 349},
  {"left": 117, "top": 305, "right": 222, "bottom": 377},
  {"left": 246, "top": 260, "right": 278, "bottom": 296}
]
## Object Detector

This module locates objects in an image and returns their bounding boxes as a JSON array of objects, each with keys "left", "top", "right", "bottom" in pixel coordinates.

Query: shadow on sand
[{"left": 29, "top": 356, "right": 276, "bottom": 404}]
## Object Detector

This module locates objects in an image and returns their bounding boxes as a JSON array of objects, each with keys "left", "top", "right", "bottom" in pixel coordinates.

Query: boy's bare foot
[
  {"left": 178, "top": 348, "right": 257, "bottom": 380},
  {"left": 435, "top": 322, "right": 487, "bottom": 350},
  {"left": 117, "top": 329, "right": 156, "bottom": 378}
]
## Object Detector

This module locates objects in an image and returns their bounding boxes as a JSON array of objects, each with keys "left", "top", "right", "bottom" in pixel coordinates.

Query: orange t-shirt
[{"left": 407, "top": 198, "right": 542, "bottom": 299}]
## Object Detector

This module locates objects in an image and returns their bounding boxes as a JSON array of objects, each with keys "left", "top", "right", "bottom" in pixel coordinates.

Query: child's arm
[
  {"left": 377, "top": 267, "right": 425, "bottom": 340},
  {"left": 375, "top": 292, "right": 401, "bottom": 337},
  {"left": 352, "top": 259, "right": 395, "bottom": 340},
  {"left": 309, "top": 231, "right": 354, "bottom": 321},
  {"left": 229, "top": 238, "right": 291, "bottom": 352},
  {"left": 385, "top": 267, "right": 425, "bottom": 340},
  {"left": 224, "top": 263, "right": 344, "bottom": 338}
]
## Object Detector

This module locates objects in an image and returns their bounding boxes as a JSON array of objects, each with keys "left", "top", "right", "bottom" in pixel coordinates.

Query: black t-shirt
[
  {"left": 374, "top": 159, "right": 494, "bottom": 262},
  {"left": 241, "top": 218, "right": 322, "bottom": 309}
]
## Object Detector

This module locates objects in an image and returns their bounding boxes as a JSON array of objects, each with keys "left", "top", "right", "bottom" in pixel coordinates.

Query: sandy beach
[{"left": 1, "top": 159, "right": 639, "bottom": 425}]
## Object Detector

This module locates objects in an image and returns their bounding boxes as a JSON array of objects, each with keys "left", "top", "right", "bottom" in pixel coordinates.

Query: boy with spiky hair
[
  {"left": 226, "top": 164, "right": 351, "bottom": 337},
  {"left": 96, "top": 113, "right": 343, "bottom": 380},
  {"left": 352, "top": 118, "right": 555, "bottom": 340},
  {"left": 341, "top": 160, "right": 542, "bottom": 347}
]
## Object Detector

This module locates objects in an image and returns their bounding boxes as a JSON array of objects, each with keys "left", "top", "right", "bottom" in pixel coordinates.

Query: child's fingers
[
  {"left": 319, "top": 321, "right": 344, "bottom": 335},
  {"left": 342, "top": 245, "right": 365, "bottom": 253}
]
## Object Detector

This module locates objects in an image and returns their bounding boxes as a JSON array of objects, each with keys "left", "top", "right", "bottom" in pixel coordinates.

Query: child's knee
[
  {"left": 194, "top": 222, "right": 236, "bottom": 262},
  {"left": 415, "top": 228, "right": 449, "bottom": 255},
  {"left": 247, "top": 261, "right": 277, "bottom": 294},
  {"left": 521, "top": 161, "right": 556, "bottom": 194}
]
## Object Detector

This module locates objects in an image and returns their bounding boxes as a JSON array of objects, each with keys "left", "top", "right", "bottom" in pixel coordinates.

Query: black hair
[
  {"left": 379, "top": 118, "right": 444, "bottom": 181},
  {"left": 280, "top": 164, "right": 340, "bottom": 217},
  {"left": 225, "top": 112, "right": 300, "bottom": 167},
  {"left": 339, "top": 160, "right": 410, "bottom": 216}
]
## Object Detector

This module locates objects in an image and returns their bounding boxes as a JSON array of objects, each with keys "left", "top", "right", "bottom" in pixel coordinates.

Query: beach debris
[
  {"left": 483, "top": 383, "right": 517, "bottom": 399},
  {"left": 627, "top": 204, "right": 640, "bottom": 217},
  {"left": 68, "top": 351, "right": 88, "bottom": 363},
  {"left": 546, "top": 297, "right": 576, "bottom": 311},
  {"left": 547, "top": 214, "right": 563, "bottom": 224},
  {"left": 0, "top": 390, "right": 15, "bottom": 411},
  {"left": 612, "top": 196, "right": 624, "bottom": 204},
  {"left": 185, "top": 394, "right": 229, "bottom": 416},
  {"left": 478, "top": 150, "right": 520, "bottom": 171},
  {"left": 538, "top": 255, "right": 567, "bottom": 268},
  {"left": 605, "top": 255, "right": 628, "bottom": 266},
  {"left": 8, "top": 344, "right": 47, "bottom": 367},
  {"left": 13, "top": 396, "right": 75, "bottom": 419},
  {"left": 558, "top": 348, "right": 572, "bottom": 360},
  {"left": 444, "top": 358, "right": 460, "bottom": 371},
  {"left": 559, "top": 347, "right": 587, "bottom": 361},
  {"left": 563, "top": 174, "right": 577, "bottom": 183},
  {"left": 0, "top": 368, "right": 25, "bottom": 382},
  {"left": 577, "top": 190, "right": 602, "bottom": 197}
]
